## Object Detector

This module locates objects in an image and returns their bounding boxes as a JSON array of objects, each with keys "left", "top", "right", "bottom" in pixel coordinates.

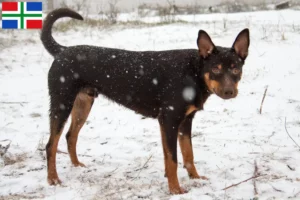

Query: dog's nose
[{"left": 223, "top": 88, "right": 234, "bottom": 99}]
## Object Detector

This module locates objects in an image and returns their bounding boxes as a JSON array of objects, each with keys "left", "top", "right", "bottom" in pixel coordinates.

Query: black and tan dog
[{"left": 41, "top": 8, "right": 250, "bottom": 194}]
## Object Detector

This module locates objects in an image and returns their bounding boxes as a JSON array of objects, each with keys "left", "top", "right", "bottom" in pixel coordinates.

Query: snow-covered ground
[{"left": 1, "top": 10, "right": 300, "bottom": 200}]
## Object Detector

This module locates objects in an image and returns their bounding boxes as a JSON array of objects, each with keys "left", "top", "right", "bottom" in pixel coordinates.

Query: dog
[{"left": 41, "top": 8, "right": 250, "bottom": 194}]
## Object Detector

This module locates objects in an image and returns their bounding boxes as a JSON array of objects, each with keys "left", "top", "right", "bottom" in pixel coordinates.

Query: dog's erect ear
[
  {"left": 197, "top": 30, "right": 215, "bottom": 58},
  {"left": 232, "top": 28, "right": 250, "bottom": 60}
]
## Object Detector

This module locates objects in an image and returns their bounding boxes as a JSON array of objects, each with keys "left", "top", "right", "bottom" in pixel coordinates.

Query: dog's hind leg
[
  {"left": 179, "top": 112, "right": 208, "bottom": 180},
  {"left": 46, "top": 86, "right": 78, "bottom": 185},
  {"left": 66, "top": 88, "right": 95, "bottom": 167}
]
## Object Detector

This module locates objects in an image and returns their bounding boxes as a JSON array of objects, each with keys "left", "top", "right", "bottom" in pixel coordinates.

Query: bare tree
[
  {"left": 105, "top": 0, "right": 119, "bottom": 24},
  {"left": 47, "top": 0, "right": 54, "bottom": 11}
]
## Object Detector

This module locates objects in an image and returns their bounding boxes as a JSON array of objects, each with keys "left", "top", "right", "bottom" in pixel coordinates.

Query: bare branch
[
  {"left": 270, "top": 184, "right": 284, "bottom": 193},
  {"left": 222, "top": 174, "right": 265, "bottom": 190},
  {"left": 57, "top": 149, "right": 68, "bottom": 154},
  {"left": 284, "top": 117, "right": 300, "bottom": 150},
  {"left": 253, "top": 160, "right": 258, "bottom": 195},
  {"left": 259, "top": 86, "right": 268, "bottom": 114},
  {"left": 132, "top": 154, "right": 153, "bottom": 180},
  {"left": 0, "top": 101, "right": 28, "bottom": 104}
]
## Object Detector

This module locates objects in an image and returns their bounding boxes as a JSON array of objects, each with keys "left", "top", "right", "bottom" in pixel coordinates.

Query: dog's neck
[{"left": 189, "top": 55, "right": 212, "bottom": 109}]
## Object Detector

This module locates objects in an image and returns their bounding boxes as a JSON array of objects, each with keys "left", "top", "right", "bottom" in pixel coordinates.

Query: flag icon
[{"left": 2, "top": 2, "right": 43, "bottom": 29}]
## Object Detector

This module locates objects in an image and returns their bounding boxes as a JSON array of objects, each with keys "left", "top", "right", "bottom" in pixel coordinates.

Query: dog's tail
[{"left": 41, "top": 8, "right": 83, "bottom": 57}]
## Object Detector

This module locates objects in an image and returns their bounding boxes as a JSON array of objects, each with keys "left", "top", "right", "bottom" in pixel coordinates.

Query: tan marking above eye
[
  {"left": 232, "top": 68, "right": 240, "bottom": 74},
  {"left": 217, "top": 64, "right": 222, "bottom": 69},
  {"left": 212, "top": 68, "right": 221, "bottom": 74}
]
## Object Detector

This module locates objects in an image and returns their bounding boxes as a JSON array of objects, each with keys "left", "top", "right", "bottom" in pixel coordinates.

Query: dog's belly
[
  {"left": 128, "top": 103, "right": 160, "bottom": 118},
  {"left": 102, "top": 92, "right": 160, "bottom": 118},
  {"left": 90, "top": 84, "right": 160, "bottom": 118}
]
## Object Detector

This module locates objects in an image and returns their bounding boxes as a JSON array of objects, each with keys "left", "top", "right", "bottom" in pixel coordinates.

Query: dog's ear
[
  {"left": 197, "top": 30, "right": 215, "bottom": 58},
  {"left": 232, "top": 29, "right": 250, "bottom": 60}
]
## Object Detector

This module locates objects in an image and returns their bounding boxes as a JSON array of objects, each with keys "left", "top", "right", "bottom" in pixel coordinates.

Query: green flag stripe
[
  {"left": 21, "top": 2, "right": 24, "bottom": 29},
  {"left": 2, "top": 14, "right": 42, "bottom": 17}
]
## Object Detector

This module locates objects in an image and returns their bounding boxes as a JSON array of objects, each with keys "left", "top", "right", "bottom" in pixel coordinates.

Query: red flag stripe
[
  {"left": 26, "top": 20, "right": 43, "bottom": 29},
  {"left": 2, "top": 2, "right": 18, "bottom": 11}
]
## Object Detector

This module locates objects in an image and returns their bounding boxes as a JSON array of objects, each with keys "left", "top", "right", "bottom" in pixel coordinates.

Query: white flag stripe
[
  {"left": 24, "top": 17, "right": 43, "bottom": 20},
  {"left": 1, "top": 17, "right": 19, "bottom": 20}
]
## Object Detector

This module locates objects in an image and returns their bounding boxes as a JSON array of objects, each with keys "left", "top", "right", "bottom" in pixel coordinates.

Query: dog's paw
[
  {"left": 170, "top": 187, "right": 188, "bottom": 195},
  {"left": 73, "top": 162, "right": 86, "bottom": 167},
  {"left": 188, "top": 172, "right": 209, "bottom": 180},
  {"left": 48, "top": 177, "right": 62, "bottom": 185},
  {"left": 189, "top": 173, "right": 201, "bottom": 179},
  {"left": 199, "top": 175, "right": 209, "bottom": 180}
]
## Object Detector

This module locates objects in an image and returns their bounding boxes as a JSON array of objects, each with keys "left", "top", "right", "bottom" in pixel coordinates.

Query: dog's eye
[
  {"left": 232, "top": 68, "right": 240, "bottom": 75},
  {"left": 212, "top": 68, "right": 221, "bottom": 74}
]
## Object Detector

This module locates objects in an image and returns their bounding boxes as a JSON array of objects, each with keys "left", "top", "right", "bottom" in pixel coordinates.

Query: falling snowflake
[
  {"left": 111, "top": 55, "right": 116, "bottom": 59},
  {"left": 60, "top": 76, "right": 65, "bottom": 83},
  {"left": 74, "top": 73, "right": 79, "bottom": 79},
  {"left": 126, "top": 95, "right": 132, "bottom": 101},
  {"left": 107, "top": 75, "right": 110, "bottom": 78},
  {"left": 139, "top": 69, "right": 144, "bottom": 76},
  {"left": 152, "top": 78, "right": 158, "bottom": 85},
  {"left": 76, "top": 54, "right": 86, "bottom": 61},
  {"left": 182, "top": 87, "right": 196, "bottom": 102},
  {"left": 168, "top": 106, "right": 174, "bottom": 110},
  {"left": 59, "top": 104, "right": 65, "bottom": 110}
]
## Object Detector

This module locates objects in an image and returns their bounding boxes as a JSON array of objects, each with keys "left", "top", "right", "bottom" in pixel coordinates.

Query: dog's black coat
[{"left": 49, "top": 47, "right": 207, "bottom": 118}]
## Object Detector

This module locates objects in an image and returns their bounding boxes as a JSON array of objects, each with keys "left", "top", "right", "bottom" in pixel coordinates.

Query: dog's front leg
[
  {"left": 158, "top": 113, "right": 186, "bottom": 194},
  {"left": 179, "top": 112, "right": 208, "bottom": 180}
]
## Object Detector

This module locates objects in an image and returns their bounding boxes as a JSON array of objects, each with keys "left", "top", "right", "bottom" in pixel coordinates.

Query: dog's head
[{"left": 197, "top": 29, "right": 250, "bottom": 100}]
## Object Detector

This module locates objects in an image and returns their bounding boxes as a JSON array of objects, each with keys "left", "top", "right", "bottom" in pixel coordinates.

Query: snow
[
  {"left": 168, "top": 106, "right": 174, "bottom": 111},
  {"left": 60, "top": 76, "right": 65, "bottom": 83},
  {"left": 183, "top": 87, "right": 196, "bottom": 102},
  {"left": 1, "top": 10, "right": 300, "bottom": 200},
  {"left": 73, "top": 73, "right": 80, "bottom": 79}
]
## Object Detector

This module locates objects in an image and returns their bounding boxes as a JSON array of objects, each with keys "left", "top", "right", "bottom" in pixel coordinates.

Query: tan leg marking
[
  {"left": 47, "top": 120, "right": 65, "bottom": 185},
  {"left": 179, "top": 135, "right": 208, "bottom": 180},
  {"left": 185, "top": 105, "right": 197, "bottom": 116},
  {"left": 160, "top": 125, "right": 186, "bottom": 194},
  {"left": 66, "top": 89, "right": 94, "bottom": 167}
]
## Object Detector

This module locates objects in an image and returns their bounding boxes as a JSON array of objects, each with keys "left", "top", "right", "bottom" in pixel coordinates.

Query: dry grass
[
  {"left": 0, "top": 194, "right": 45, "bottom": 200},
  {"left": 53, "top": 18, "right": 188, "bottom": 32},
  {"left": 3, "top": 153, "right": 27, "bottom": 166}
]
